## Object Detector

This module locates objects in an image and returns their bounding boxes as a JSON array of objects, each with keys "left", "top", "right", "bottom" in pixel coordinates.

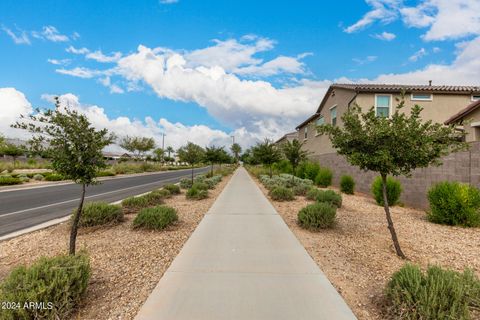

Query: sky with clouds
[{"left": 1, "top": 0, "right": 480, "bottom": 151}]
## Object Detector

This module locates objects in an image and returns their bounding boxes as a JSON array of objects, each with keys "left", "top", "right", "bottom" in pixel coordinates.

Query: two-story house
[{"left": 296, "top": 83, "right": 480, "bottom": 158}]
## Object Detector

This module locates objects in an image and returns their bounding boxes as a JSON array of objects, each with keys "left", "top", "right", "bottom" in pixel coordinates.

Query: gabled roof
[
  {"left": 444, "top": 99, "right": 480, "bottom": 125},
  {"left": 274, "top": 131, "right": 298, "bottom": 144}
]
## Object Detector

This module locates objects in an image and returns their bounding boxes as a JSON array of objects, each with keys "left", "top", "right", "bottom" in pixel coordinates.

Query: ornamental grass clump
[
  {"left": 132, "top": 205, "right": 178, "bottom": 230},
  {"left": 340, "top": 175, "right": 355, "bottom": 194},
  {"left": 298, "top": 202, "right": 336, "bottom": 230},
  {"left": 269, "top": 186, "right": 295, "bottom": 201},
  {"left": 121, "top": 195, "right": 150, "bottom": 210},
  {"left": 0, "top": 253, "right": 90, "bottom": 320},
  {"left": 315, "top": 189, "right": 342, "bottom": 208},
  {"left": 315, "top": 167, "right": 333, "bottom": 187},
  {"left": 78, "top": 202, "right": 123, "bottom": 227},
  {"left": 186, "top": 186, "right": 209, "bottom": 200},
  {"left": 163, "top": 183, "right": 181, "bottom": 195},
  {"left": 386, "top": 263, "right": 480, "bottom": 320},
  {"left": 306, "top": 187, "right": 322, "bottom": 200}
]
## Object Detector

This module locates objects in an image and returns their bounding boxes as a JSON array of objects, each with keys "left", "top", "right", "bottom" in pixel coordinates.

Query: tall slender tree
[
  {"left": 231, "top": 143, "right": 242, "bottom": 163},
  {"left": 318, "top": 96, "right": 467, "bottom": 258},
  {"left": 204, "top": 145, "right": 223, "bottom": 175},
  {"left": 13, "top": 97, "right": 114, "bottom": 255},
  {"left": 252, "top": 139, "right": 282, "bottom": 177},
  {"left": 282, "top": 139, "right": 310, "bottom": 178},
  {"left": 177, "top": 142, "right": 205, "bottom": 182}
]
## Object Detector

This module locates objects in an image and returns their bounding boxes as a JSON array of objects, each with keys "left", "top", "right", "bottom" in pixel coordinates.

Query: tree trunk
[
  {"left": 69, "top": 183, "right": 86, "bottom": 255},
  {"left": 191, "top": 165, "right": 194, "bottom": 183},
  {"left": 211, "top": 163, "right": 214, "bottom": 176},
  {"left": 269, "top": 165, "right": 273, "bottom": 178},
  {"left": 381, "top": 174, "right": 406, "bottom": 259},
  {"left": 292, "top": 164, "right": 296, "bottom": 182}
]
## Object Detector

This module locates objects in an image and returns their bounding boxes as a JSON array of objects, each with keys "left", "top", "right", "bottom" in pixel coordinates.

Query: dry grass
[
  {"left": 0, "top": 175, "right": 231, "bottom": 320},
  {"left": 254, "top": 175, "right": 480, "bottom": 320}
]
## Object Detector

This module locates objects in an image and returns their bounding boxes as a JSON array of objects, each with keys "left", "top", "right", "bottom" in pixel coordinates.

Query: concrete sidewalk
[{"left": 135, "top": 168, "right": 357, "bottom": 320}]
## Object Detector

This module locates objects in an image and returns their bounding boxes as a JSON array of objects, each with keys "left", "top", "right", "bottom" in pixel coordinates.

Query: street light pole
[{"left": 162, "top": 133, "right": 166, "bottom": 150}]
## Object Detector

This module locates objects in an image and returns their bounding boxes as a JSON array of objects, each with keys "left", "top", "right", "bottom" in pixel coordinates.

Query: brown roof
[
  {"left": 444, "top": 99, "right": 480, "bottom": 125},
  {"left": 296, "top": 113, "right": 320, "bottom": 130},
  {"left": 331, "top": 83, "right": 480, "bottom": 94},
  {"left": 275, "top": 131, "right": 298, "bottom": 144}
]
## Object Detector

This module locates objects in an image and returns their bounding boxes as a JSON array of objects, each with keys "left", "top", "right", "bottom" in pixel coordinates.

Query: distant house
[
  {"left": 296, "top": 83, "right": 480, "bottom": 157},
  {"left": 102, "top": 151, "right": 132, "bottom": 160},
  {"left": 445, "top": 99, "right": 480, "bottom": 142},
  {"left": 275, "top": 131, "right": 298, "bottom": 146}
]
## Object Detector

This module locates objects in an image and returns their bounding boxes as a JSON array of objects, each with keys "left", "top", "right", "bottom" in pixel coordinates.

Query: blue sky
[{"left": 1, "top": 0, "right": 479, "bottom": 149}]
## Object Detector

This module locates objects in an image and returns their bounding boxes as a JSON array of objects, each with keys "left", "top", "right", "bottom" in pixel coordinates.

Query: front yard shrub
[
  {"left": 121, "top": 195, "right": 149, "bottom": 210},
  {"left": 44, "top": 173, "right": 64, "bottom": 181},
  {"left": 315, "top": 167, "right": 333, "bottom": 187},
  {"left": 269, "top": 186, "right": 295, "bottom": 201},
  {"left": 186, "top": 186, "right": 209, "bottom": 200},
  {"left": 0, "top": 175, "right": 21, "bottom": 185},
  {"left": 132, "top": 205, "right": 178, "bottom": 230},
  {"left": 78, "top": 202, "right": 123, "bottom": 227},
  {"left": 386, "top": 263, "right": 480, "bottom": 320},
  {"left": 0, "top": 253, "right": 90, "bottom": 320},
  {"left": 33, "top": 173, "right": 45, "bottom": 181},
  {"left": 163, "top": 184, "right": 181, "bottom": 195},
  {"left": 427, "top": 181, "right": 480, "bottom": 227},
  {"left": 297, "top": 161, "right": 321, "bottom": 181},
  {"left": 340, "top": 175, "right": 355, "bottom": 194},
  {"left": 292, "top": 184, "right": 311, "bottom": 196},
  {"left": 306, "top": 188, "right": 322, "bottom": 201},
  {"left": 315, "top": 189, "right": 342, "bottom": 208},
  {"left": 371, "top": 176, "right": 402, "bottom": 206},
  {"left": 179, "top": 178, "right": 192, "bottom": 189},
  {"left": 298, "top": 202, "right": 336, "bottom": 230}
]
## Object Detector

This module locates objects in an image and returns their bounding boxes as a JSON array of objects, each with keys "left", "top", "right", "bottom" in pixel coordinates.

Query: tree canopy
[
  {"left": 281, "top": 139, "right": 310, "bottom": 177},
  {"left": 231, "top": 143, "right": 242, "bottom": 162},
  {"left": 252, "top": 139, "right": 282, "bottom": 177},
  {"left": 177, "top": 142, "right": 205, "bottom": 181},
  {"left": 120, "top": 136, "right": 155, "bottom": 159}
]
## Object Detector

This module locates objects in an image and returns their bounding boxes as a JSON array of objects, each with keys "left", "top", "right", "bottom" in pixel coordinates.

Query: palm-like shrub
[
  {"left": 340, "top": 175, "right": 355, "bottom": 194},
  {"left": 269, "top": 186, "right": 295, "bottom": 201},
  {"left": 371, "top": 176, "right": 402, "bottom": 206},
  {"left": 298, "top": 202, "right": 336, "bottom": 229},
  {"left": 78, "top": 202, "right": 123, "bottom": 227}
]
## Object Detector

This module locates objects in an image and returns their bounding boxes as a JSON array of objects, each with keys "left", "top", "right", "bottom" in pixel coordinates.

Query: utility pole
[
  {"left": 161, "top": 133, "right": 166, "bottom": 150},
  {"left": 231, "top": 135, "right": 235, "bottom": 145}
]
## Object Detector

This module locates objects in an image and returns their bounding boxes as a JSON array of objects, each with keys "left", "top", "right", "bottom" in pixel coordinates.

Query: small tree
[
  {"left": 153, "top": 148, "right": 165, "bottom": 163},
  {"left": 318, "top": 97, "right": 467, "bottom": 258},
  {"left": 231, "top": 143, "right": 242, "bottom": 163},
  {"left": 252, "top": 139, "right": 282, "bottom": 177},
  {"left": 13, "top": 98, "right": 114, "bottom": 255},
  {"left": 1, "top": 143, "right": 25, "bottom": 166},
  {"left": 205, "top": 146, "right": 223, "bottom": 175},
  {"left": 120, "top": 136, "right": 155, "bottom": 160},
  {"left": 177, "top": 142, "right": 205, "bottom": 182},
  {"left": 282, "top": 139, "right": 310, "bottom": 179}
]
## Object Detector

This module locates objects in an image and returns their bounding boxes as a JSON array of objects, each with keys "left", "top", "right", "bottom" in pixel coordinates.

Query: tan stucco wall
[
  {"left": 298, "top": 88, "right": 356, "bottom": 156},
  {"left": 458, "top": 107, "right": 480, "bottom": 142}
]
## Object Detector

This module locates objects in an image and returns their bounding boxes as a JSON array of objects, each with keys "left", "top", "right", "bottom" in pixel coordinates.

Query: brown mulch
[
  {"left": 0, "top": 175, "right": 232, "bottom": 320},
  {"left": 254, "top": 176, "right": 480, "bottom": 320}
]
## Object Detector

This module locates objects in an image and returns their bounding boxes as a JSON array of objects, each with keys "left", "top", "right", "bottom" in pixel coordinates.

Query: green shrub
[
  {"left": 371, "top": 176, "right": 402, "bottom": 206},
  {"left": 297, "top": 161, "right": 321, "bottom": 181},
  {"left": 132, "top": 205, "right": 178, "bottom": 230},
  {"left": 306, "top": 188, "right": 322, "bottom": 200},
  {"left": 193, "top": 175, "right": 206, "bottom": 183},
  {"left": 269, "top": 186, "right": 295, "bottom": 201},
  {"left": 427, "top": 181, "right": 480, "bottom": 227},
  {"left": 192, "top": 181, "right": 208, "bottom": 191},
  {"left": 315, "top": 189, "right": 342, "bottom": 208},
  {"left": 33, "top": 173, "right": 45, "bottom": 181},
  {"left": 340, "top": 175, "right": 355, "bottom": 194},
  {"left": 0, "top": 253, "right": 90, "bottom": 320},
  {"left": 292, "top": 184, "right": 311, "bottom": 196},
  {"left": 44, "top": 173, "right": 64, "bottom": 181},
  {"left": 0, "top": 175, "right": 21, "bottom": 185},
  {"left": 186, "top": 186, "right": 209, "bottom": 200},
  {"left": 78, "top": 202, "right": 123, "bottom": 227},
  {"left": 298, "top": 202, "right": 336, "bottom": 230},
  {"left": 163, "top": 184, "right": 181, "bottom": 195},
  {"left": 386, "top": 263, "right": 480, "bottom": 320},
  {"left": 314, "top": 167, "right": 333, "bottom": 187},
  {"left": 272, "top": 159, "right": 293, "bottom": 174},
  {"left": 144, "top": 190, "right": 168, "bottom": 205},
  {"left": 180, "top": 178, "right": 192, "bottom": 189},
  {"left": 121, "top": 195, "right": 149, "bottom": 210},
  {"left": 96, "top": 169, "right": 116, "bottom": 177}
]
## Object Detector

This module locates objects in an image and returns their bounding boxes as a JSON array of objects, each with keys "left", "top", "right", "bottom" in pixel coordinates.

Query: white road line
[{"left": 0, "top": 175, "right": 189, "bottom": 218}]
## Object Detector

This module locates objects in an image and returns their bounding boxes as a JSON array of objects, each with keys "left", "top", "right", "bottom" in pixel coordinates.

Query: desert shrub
[
  {"left": 272, "top": 159, "right": 293, "bottom": 174},
  {"left": 315, "top": 167, "right": 333, "bottom": 187},
  {"left": 204, "top": 178, "right": 217, "bottom": 189},
  {"left": 306, "top": 188, "right": 322, "bottom": 200},
  {"left": 96, "top": 169, "right": 116, "bottom": 177},
  {"left": 78, "top": 202, "right": 123, "bottom": 227},
  {"left": 44, "top": 173, "right": 64, "bottom": 181},
  {"left": 18, "top": 176, "right": 30, "bottom": 183},
  {"left": 386, "top": 263, "right": 480, "bottom": 320},
  {"left": 193, "top": 174, "right": 206, "bottom": 183},
  {"left": 371, "top": 176, "right": 402, "bottom": 206},
  {"left": 292, "top": 184, "right": 311, "bottom": 196},
  {"left": 298, "top": 202, "right": 336, "bottom": 229},
  {"left": 179, "top": 178, "right": 192, "bottom": 189},
  {"left": 315, "top": 189, "right": 342, "bottom": 208},
  {"left": 0, "top": 253, "right": 90, "bottom": 320},
  {"left": 163, "top": 184, "right": 181, "bottom": 195},
  {"left": 269, "top": 186, "right": 295, "bottom": 201},
  {"left": 186, "top": 187, "right": 209, "bottom": 200},
  {"left": 427, "top": 181, "right": 480, "bottom": 227},
  {"left": 121, "top": 195, "right": 149, "bottom": 210},
  {"left": 33, "top": 173, "right": 45, "bottom": 181},
  {"left": 144, "top": 190, "right": 168, "bottom": 205},
  {"left": 340, "top": 175, "right": 355, "bottom": 194},
  {"left": 132, "top": 205, "right": 178, "bottom": 230},
  {"left": 297, "top": 161, "right": 321, "bottom": 181},
  {"left": 192, "top": 181, "right": 208, "bottom": 191},
  {"left": 0, "top": 175, "right": 21, "bottom": 185}
]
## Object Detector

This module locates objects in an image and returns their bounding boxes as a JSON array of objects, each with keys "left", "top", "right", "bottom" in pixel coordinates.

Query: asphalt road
[{"left": 0, "top": 167, "right": 210, "bottom": 237}]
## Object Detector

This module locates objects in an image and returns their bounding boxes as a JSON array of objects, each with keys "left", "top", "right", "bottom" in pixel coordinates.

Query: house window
[
  {"left": 304, "top": 126, "right": 308, "bottom": 139},
  {"left": 316, "top": 116, "right": 325, "bottom": 135},
  {"left": 330, "top": 106, "right": 337, "bottom": 126},
  {"left": 472, "top": 95, "right": 480, "bottom": 101},
  {"left": 411, "top": 93, "right": 433, "bottom": 101},
  {"left": 375, "top": 94, "right": 391, "bottom": 117}
]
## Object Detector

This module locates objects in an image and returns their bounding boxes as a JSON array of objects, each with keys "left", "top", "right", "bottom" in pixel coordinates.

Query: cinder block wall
[{"left": 312, "top": 141, "right": 480, "bottom": 209}]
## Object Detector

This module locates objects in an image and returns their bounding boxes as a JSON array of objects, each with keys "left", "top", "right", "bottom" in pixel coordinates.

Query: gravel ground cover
[
  {"left": 0, "top": 174, "right": 232, "bottom": 320},
  {"left": 253, "top": 175, "right": 480, "bottom": 320}
]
